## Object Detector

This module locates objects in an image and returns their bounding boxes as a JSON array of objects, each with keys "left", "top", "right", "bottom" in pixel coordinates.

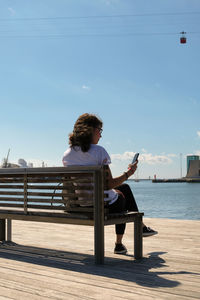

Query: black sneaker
[
  {"left": 143, "top": 226, "right": 158, "bottom": 237},
  {"left": 114, "top": 243, "right": 127, "bottom": 254}
]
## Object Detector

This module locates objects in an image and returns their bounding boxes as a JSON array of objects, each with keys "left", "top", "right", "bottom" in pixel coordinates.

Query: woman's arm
[{"left": 106, "top": 163, "right": 138, "bottom": 189}]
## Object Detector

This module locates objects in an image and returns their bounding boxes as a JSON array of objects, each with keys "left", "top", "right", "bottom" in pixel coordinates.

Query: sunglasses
[{"left": 96, "top": 127, "right": 103, "bottom": 134}]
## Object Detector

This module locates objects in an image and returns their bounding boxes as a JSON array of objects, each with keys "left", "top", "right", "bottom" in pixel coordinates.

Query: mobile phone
[{"left": 132, "top": 153, "right": 139, "bottom": 164}]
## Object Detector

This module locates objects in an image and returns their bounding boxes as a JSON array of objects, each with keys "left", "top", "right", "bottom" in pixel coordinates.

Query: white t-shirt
[{"left": 62, "top": 144, "right": 118, "bottom": 204}]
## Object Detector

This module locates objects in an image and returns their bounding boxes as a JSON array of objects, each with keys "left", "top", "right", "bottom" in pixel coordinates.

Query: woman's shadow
[{"left": 116, "top": 251, "right": 199, "bottom": 288}]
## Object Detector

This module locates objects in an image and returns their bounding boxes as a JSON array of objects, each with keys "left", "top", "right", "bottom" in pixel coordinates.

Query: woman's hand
[
  {"left": 127, "top": 161, "right": 138, "bottom": 177},
  {"left": 106, "top": 162, "right": 138, "bottom": 189}
]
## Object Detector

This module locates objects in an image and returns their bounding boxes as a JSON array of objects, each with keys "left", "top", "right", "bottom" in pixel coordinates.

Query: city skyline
[{"left": 2, "top": 150, "right": 199, "bottom": 180}]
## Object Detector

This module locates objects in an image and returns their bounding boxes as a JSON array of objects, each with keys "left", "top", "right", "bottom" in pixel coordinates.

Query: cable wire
[{"left": 0, "top": 11, "right": 200, "bottom": 22}]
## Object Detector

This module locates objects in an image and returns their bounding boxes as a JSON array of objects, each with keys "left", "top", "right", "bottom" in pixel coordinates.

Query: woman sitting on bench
[{"left": 62, "top": 113, "right": 157, "bottom": 254}]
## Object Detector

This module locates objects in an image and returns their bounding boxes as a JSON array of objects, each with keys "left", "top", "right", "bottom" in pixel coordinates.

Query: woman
[{"left": 63, "top": 113, "right": 157, "bottom": 255}]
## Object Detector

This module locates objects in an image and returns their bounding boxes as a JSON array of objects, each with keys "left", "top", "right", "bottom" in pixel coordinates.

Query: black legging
[{"left": 108, "top": 183, "right": 139, "bottom": 235}]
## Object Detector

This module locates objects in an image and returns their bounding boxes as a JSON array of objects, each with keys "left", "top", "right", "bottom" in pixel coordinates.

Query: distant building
[
  {"left": 18, "top": 159, "right": 28, "bottom": 168},
  {"left": 28, "top": 162, "right": 33, "bottom": 168},
  {"left": 186, "top": 155, "right": 199, "bottom": 173},
  {"left": 186, "top": 155, "right": 200, "bottom": 178},
  {"left": 0, "top": 162, "right": 19, "bottom": 168}
]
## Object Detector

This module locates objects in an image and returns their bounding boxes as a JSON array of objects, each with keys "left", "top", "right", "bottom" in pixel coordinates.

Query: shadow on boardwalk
[{"left": 0, "top": 242, "right": 199, "bottom": 289}]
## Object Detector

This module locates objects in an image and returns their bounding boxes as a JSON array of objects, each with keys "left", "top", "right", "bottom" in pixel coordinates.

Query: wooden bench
[{"left": 0, "top": 166, "right": 143, "bottom": 264}]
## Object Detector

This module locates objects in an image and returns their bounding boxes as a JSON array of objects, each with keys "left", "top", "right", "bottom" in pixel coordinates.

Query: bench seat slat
[
  {"left": 0, "top": 203, "right": 25, "bottom": 208},
  {"left": 0, "top": 197, "right": 64, "bottom": 203},
  {"left": 28, "top": 204, "right": 64, "bottom": 210},
  {"left": 0, "top": 172, "right": 93, "bottom": 176},
  {"left": 27, "top": 192, "right": 93, "bottom": 197},
  {"left": 27, "top": 185, "right": 93, "bottom": 190},
  {"left": 0, "top": 191, "right": 24, "bottom": 196},
  {"left": 0, "top": 203, "right": 64, "bottom": 209},
  {"left": 0, "top": 178, "right": 93, "bottom": 184},
  {"left": 0, "top": 209, "right": 143, "bottom": 224},
  {"left": 0, "top": 185, "right": 24, "bottom": 189},
  {"left": 0, "top": 179, "right": 25, "bottom": 183},
  {"left": 0, "top": 197, "right": 24, "bottom": 201},
  {"left": 0, "top": 184, "right": 92, "bottom": 191}
]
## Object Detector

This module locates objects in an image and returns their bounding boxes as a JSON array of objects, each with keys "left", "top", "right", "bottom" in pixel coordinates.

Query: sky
[{"left": 0, "top": 0, "right": 200, "bottom": 179}]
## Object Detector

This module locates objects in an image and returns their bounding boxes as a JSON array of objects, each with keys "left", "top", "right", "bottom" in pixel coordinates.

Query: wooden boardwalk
[{"left": 0, "top": 218, "right": 199, "bottom": 299}]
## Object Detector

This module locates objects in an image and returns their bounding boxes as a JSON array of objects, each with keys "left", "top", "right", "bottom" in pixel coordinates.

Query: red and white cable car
[{"left": 180, "top": 31, "right": 187, "bottom": 44}]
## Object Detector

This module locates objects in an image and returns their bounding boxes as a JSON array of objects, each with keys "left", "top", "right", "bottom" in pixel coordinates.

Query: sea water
[{"left": 128, "top": 180, "right": 200, "bottom": 220}]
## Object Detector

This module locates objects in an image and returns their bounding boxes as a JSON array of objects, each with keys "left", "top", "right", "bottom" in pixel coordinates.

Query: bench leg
[
  {"left": 94, "top": 221, "right": 104, "bottom": 264},
  {"left": 7, "top": 219, "right": 12, "bottom": 242},
  {"left": 134, "top": 215, "right": 143, "bottom": 259},
  {"left": 94, "top": 169, "right": 104, "bottom": 264},
  {"left": 0, "top": 219, "right": 6, "bottom": 241}
]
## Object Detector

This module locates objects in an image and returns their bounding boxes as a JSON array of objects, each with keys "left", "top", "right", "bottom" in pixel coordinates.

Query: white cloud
[
  {"left": 111, "top": 151, "right": 174, "bottom": 165},
  {"left": 141, "top": 153, "right": 172, "bottom": 165},
  {"left": 8, "top": 7, "right": 16, "bottom": 15},
  {"left": 82, "top": 85, "right": 91, "bottom": 91},
  {"left": 111, "top": 151, "right": 135, "bottom": 161},
  {"left": 167, "top": 153, "right": 178, "bottom": 158},
  {"left": 197, "top": 131, "right": 200, "bottom": 137},
  {"left": 141, "top": 148, "right": 147, "bottom": 153}
]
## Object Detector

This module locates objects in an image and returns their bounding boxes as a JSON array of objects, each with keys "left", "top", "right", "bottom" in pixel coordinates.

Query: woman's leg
[
  {"left": 115, "top": 183, "right": 139, "bottom": 212},
  {"left": 116, "top": 184, "right": 158, "bottom": 236},
  {"left": 115, "top": 184, "right": 143, "bottom": 229},
  {"left": 109, "top": 195, "right": 126, "bottom": 241}
]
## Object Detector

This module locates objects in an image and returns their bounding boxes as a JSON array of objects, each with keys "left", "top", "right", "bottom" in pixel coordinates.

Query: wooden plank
[
  {"left": 0, "top": 165, "right": 102, "bottom": 175},
  {"left": 0, "top": 177, "right": 92, "bottom": 184},
  {"left": 28, "top": 198, "right": 64, "bottom": 203},
  {"left": 0, "top": 184, "right": 92, "bottom": 190},
  {"left": 62, "top": 192, "right": 93, "bottom": 198},
  {"left": 0, "top": 197, "right": 24, "bottom": 202},
  {"left": 0, "top": 204, "right": 64, "bottom": 210},
  {"left": 0, "top": 203, "right": 25, "bottom": 208},
  {"left": 0, "top": 179, "right": 26, "bottom": 183},
  {"left": 0, "top": 218, "right": 199, "bottom": 299},
  {"left": 27, "top": 192, "right": 62, "bottom": 197},
  {"left": 104, "top": 212, "right": 144, "bottom": 225},
  {"left": 27, "top": 205, "right": 64, "bottom": 210},
  {"left": 27, "top": 179, "right": 63, "bottom": 183},
  {"left": 0, "top": 191, "right": 24, "bottom": 196},
  {"left": 26, "top": 185, "right": 93, "bottom": 190},
  {"left": 0, "top": 185, "right": 24, "bottom": 189},
  {"left": 66, "top": 207, "right": 110, "bottom": 214},
  {"left": 0, "top": 174, "right": 24, "bottom": 178},
  {"left": 26, "top": 176, "right": 93, "bottom": 182},
  {"left": 0, "top": 212, "right": 94, "bottom": 225},
  {"left": 0, "top": 194, "right": 88, "bottom": 201},
  {"left": 0, "top": 198, "right": 63, "bottom": 203}
]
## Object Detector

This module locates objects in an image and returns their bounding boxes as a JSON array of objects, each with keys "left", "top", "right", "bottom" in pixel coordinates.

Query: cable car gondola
[{"left": 180, "top": 31, "right": 187, "bottom": 44}]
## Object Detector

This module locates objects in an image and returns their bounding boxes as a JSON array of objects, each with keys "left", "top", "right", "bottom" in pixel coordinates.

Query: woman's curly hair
[{"left": 69, "top": 113, "right": 103, "bottom": 152}]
